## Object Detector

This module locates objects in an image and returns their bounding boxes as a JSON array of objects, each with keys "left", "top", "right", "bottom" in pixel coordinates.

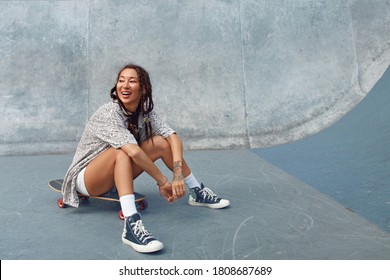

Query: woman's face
[{"left": 116, "top": 68, "right": 141, "bottom": 112}]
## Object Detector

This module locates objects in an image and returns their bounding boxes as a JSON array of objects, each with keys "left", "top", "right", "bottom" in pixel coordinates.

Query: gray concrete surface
[
  {"left": 1, "top": 0, "right": 390, "bottom": 155},
  {"left": 1, "top": 150, "right": 389, "bottom": 260},
  {"left": 254, "top": 65, "right": 390, "bottom": 233}
]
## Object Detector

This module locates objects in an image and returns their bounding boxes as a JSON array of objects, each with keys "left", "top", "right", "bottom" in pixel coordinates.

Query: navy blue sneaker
[
  {"left": 188, "top": 184, "right": 230, "bottom": 209},
  {"left": 122, "top": 213, "right": 163, "bottom": 253}
]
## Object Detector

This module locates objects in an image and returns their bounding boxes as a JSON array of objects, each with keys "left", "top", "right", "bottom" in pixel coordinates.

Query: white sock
[
  {"left": 119, "top": 194, "right": 137, "bottom": 217},
  {"left": 185, "top": 173, "right": 201, "bottom": 189}
]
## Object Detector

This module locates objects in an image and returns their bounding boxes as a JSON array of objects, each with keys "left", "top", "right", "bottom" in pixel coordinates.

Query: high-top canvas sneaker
[
  {"left": 122, "top": 213, "right": 163, "bottom": 253},
  {"left": 188, "top": 184, "right": 230, "bottom": 209}
]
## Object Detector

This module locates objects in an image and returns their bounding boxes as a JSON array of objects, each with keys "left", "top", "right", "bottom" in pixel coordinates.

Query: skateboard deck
[{"left": 48, "top": 179, "right": 147, "bottom": 220}]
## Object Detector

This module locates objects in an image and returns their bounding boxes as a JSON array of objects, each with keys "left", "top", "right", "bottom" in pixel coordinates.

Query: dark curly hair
[{"left": 110, "top": 64, "right": 154, "bottom": 142}]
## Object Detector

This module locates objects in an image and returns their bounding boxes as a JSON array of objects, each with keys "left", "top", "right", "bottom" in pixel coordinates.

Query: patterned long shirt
[{"left": 61, "top": 101, "right": 175, "bottom": 207}]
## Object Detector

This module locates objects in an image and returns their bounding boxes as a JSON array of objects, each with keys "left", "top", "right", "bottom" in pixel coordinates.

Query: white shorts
[{"left": 76, "top": 167, "right": 90, "bottom": 196}]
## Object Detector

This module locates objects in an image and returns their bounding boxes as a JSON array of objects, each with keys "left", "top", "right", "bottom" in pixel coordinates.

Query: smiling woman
[
  {"left": 60, "top": 63, "right": 230, "bottom": 254},
  {"left": 110, "top": 64, "right": 154, "bottom": 143},
  {"left": 116, "top": 69, "right": 142, "bottom": 110}
]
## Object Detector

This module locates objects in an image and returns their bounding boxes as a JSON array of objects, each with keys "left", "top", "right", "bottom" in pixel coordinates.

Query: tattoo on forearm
[
  {"left": 173, "top": 161, "right": 184, "bottom": 180},
  {"left": 173, "top": 161, "right": 182, "bottom": 173}
]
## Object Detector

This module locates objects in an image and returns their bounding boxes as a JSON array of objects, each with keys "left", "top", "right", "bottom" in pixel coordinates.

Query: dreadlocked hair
[{"left": 110, "top": 64, "right": 154, "bottom": 143}]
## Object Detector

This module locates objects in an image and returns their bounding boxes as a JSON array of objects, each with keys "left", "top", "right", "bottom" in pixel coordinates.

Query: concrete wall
[{"left": 1, "top": 0, "right": 389, "bottom": 155}]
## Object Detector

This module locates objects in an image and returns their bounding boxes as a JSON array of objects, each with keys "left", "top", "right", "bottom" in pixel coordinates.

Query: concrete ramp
[{"left": 255, "top": 66, "right": 390, "bottom": 232}]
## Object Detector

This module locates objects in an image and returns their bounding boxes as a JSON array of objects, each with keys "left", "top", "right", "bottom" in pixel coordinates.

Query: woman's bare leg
[
  {"left": 84, "top": 147, "right": 134, "bottom": 197},
  {"left": 134, "top": 135, "right": 192, "bottom": 178},
  {"left": 84, "top": 135, "right": 191, "bottom": 197},
  {"left": 84, "top": 145, "right": 164, "bottom": 253}
]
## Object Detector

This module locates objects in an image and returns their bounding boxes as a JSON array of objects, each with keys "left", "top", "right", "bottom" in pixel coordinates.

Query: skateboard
[{"left": 48, "top": 179, "right": 148, "bottom": 220}]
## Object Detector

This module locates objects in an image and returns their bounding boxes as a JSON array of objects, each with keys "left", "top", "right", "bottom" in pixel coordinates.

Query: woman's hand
[{"left": 158, "top": 180, "right": 175, "bottom": 204}]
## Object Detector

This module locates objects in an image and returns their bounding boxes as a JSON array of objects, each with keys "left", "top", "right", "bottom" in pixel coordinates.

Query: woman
[{"left": 62, "top": 64, "right": 230, "bottom": 253}]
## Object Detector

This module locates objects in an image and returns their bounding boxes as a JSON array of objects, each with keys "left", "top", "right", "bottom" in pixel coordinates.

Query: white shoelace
[
  {"left": 200, "top": 187, "right": 219, "bottom": 202},
  {"left": 131, "top": 220, "right": 154, "bottom": 243}
]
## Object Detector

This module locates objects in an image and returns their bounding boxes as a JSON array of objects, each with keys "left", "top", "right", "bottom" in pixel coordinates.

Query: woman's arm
[{"left": 166, "top": 133, "right": 186, "bottom": 199}]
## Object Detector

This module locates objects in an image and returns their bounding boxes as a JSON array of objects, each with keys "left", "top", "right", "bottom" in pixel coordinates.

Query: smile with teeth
[{"left": 121, "top": 91, "right": 132, "bottom": 96}]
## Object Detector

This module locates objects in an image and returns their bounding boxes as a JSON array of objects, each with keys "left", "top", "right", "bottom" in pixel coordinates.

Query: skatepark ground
[{"left": 1, "top": 69, "right": 389, "bottom": 260}]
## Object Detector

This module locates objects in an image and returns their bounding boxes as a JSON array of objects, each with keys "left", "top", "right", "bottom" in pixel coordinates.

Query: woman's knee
[
  {"left": 114, "top": 148, "right": 132, "bottom": 163},
  {"left": 153, "top": 136, "right": 171, "bottom": 151},
  {"left": 141, "top": 136, "right": 170, "bottom": 152},
  {"left": 139, "top": 136, "right": 171, "bottom": 161}
]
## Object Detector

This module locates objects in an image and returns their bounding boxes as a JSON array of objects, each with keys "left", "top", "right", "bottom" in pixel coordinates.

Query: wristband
[{"left": 157, "top": 177, "right": 168, "bottom": 187}]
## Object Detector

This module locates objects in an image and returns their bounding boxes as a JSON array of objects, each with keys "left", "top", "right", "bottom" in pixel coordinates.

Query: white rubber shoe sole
[
  {"left": 188, "top": 197, "right": 230, "bottom": 209},
  {"left": 122, "top": 237, "right": 164, "bottom": 253}
]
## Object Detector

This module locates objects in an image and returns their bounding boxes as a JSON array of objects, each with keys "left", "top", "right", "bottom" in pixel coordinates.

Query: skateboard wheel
[
  {"left": 57, "top": 198, "right": 66, "bottom": 208},
  {"left": 137, "top": 200, "right": 148, "bottom": 211},
  {"left": 118, "top": 210, "right": 124, "bottom": 220}
]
